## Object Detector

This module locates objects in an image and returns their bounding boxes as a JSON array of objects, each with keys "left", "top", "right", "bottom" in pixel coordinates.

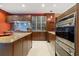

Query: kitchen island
[{"left": 0, "top": 32, "right": 32, "bottom": 56}]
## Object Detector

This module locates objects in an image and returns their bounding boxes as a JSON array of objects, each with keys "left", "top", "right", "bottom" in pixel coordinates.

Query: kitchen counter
[
  {"left": 0, "top": 32, "right": 32, "bottom": 43},
  {"left": 48, "top": 31, "right": 56, "bottom": 35},
  {"left": 0, "top": 32, "right": 32, "bottom": 56}
]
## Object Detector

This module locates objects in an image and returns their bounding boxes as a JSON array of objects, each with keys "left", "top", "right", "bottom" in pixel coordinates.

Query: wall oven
[{"left": 56, "top": 14, "right": 75, "bottom": 43}]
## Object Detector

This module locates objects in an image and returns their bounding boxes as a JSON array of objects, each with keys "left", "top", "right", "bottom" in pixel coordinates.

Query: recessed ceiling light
[
  {"left": 22, "top": 4, "right": 25, "bottom": 7},
  {"left": 0, "top": 5, "right": 2, "bottom": 7},
  {"left": 42, "top": 4, "right": 45, "bottom": 7},
  {"left": 53, "top": 4, "right": 56, "bottom": 7}
]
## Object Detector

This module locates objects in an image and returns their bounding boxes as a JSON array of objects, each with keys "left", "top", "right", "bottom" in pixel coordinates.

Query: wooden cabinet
[
  {"left": 0, "top": 33, "right": 32, "bottom": 56},
  {"left": 14, "top": 39, "right": 23, "bottom": 56},
  {"left": 27, "top": 34, "right": 32, "bottom": 51},
  {"left": 7, "top": 15, "right": 32, "bottom": 22},
  {"left": 23, "top": 34, "right": 32, "bottom": 56},
  {"left": 47, "top": 32, "right": 55, "bottom": 42},
  {"left": 14, "top": 34, "right": 32, "bottom": 56},
  {"left": 0, "top": 43, "right": 13, "bottom": 56},
  {"left": 22, "top": 36, "right": 28, "bottom": 56},
  {"left": 56, "top": 4, "right": 79, "bottom": 56},
  {"left": 32, "top": 32, "right": 46, "bottom": 41},
  {"left": 45, "top": 13, "right": 55, "bottom": 31},
  {"left": 32, "top": 16, "right": 46, "bottom": 32}
]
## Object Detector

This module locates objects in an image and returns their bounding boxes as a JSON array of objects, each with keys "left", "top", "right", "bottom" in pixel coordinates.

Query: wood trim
[
  {"left": 57, "top": 4, "right": 76, "bottom": 22},
  {"left": 75, "top": 3, "right": 79, "bottom": 56},
  {"left": 9, "top": 13, "right": 54, "bottom": 15}
]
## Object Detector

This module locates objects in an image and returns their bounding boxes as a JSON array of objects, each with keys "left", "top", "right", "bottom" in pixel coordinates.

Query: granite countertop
[
  {"left": 48, "top": 31, "right": 56, "bottom": 35},
  {"left": 0, "top": 32, "right": 32, "bottom": 43}
]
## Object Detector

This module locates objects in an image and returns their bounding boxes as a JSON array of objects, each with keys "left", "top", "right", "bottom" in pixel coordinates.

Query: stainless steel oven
[{"left": 56, "top": 14, "right": 75, "bottom": 43}]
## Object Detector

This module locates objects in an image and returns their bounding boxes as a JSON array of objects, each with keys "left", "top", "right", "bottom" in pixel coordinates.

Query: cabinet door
[
  {"left": 37, "top": 16, "right": 41, "bottom": 31},
  {"left": 0, "top": 43, "right": 13, "bottom": 56},
  {"left": 23, "top": 37, "right": 28, "bottom": 56},
  {"left": 48, "top": 33, "right": 55, "bottom": 42},
  {"left": 23, "top": 35, "right": 32, "bottom": 56},
  {"left": 32, "top": 16, "right": 37, "bottom": 31},
  {"left": 41, "top": 16, "right": 46, "bottom": 31},
  {"left": 27, "top": 34, "right": 32, "bottom": 51},
  {"left": 14, "top": 39, "right": 23, "bottom": 56},
  {"left": 32, "top": 16, "right": 46, "bottom": 32}
]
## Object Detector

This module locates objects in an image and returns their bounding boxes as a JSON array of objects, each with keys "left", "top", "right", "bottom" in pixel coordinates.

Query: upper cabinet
[
  {"left": 32, "top": 16, "right": 46, "bottom": 32},
  {"left": 7, "top": 15, "right": 32, "bottom": 22},
  {"left": 31, "top": 13, "right": 55, "bottom": 32}
]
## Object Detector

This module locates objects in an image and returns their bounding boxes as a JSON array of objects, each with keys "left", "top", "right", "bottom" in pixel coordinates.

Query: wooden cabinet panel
[
  {"left": 46, "top": 13, "right": 55, "bottom": 31},
  {"left": 56, "top": 3, "right": 79, "bottom": 56},
  {"left": 0, "top": 33, "right": 32, "bottom": 56},
  {"left": 32, "top": 32, "right": 46, "bottom": 41},
  {"left": 23, "top": 34, "right": 32, "bottom": 56},
  {"left": 7, "top": 15, "right": 32, "bottom": 22},
  {"left": 27, "top": 34, "right": 32, "bottom": 51},
  {"left": 13, "top": 39, "right": 23, "bottom": 56},
  {"left": 23, "top": 37, "right": 28, "bottom": 56},
  {"left": 0, "top": 43, "right": 13, "bottom": 56},
  {"left": 48, "top": 32, "right": 55, "bottom": 42},
  {"left": 14, "top": 34, "right": 32, "bottom": 56}
]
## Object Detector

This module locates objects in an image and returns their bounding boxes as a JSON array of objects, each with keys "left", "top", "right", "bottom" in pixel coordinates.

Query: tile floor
[{"left": 27, "top": 41, "right": 55, "bottom": 56}]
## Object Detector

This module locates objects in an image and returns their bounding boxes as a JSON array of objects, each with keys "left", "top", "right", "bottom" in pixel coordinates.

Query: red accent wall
[{"left": 0, "top": 10, "right": 10, "bottom": 34}]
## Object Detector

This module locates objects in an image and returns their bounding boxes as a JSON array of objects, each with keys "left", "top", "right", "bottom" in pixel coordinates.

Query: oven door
[{"left": 56, "top": 26, "right": 74, "bottom": 42}]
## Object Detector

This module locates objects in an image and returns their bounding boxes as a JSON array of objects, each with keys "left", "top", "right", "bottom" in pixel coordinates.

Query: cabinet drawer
[
  {"left": 56, "top": 44, "right": 71, "bottom": 56},
  {"left": 56, "top": 40, "right": 75, "bottom": 56},
  {"left": 56, "top": 37, "right": 74, "bottom": 48}
]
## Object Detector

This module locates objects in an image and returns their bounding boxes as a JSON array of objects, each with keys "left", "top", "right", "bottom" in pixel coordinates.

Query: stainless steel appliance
[
  {"left": 56, "top": 14, "right": 75, "bottom": 43},
  {"left": 56, "top": 13, "right": 75, "bottom": 56}
]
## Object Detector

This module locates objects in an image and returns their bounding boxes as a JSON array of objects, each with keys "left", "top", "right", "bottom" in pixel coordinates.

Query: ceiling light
[
  {"left": 53, "top": 4, "right": 56, "bottom": 7},
  {"left": 22, "top": 4, "right": 25, "bottom": 7},
  {"left": 42, "top": 4, "right": 45, "bottom": 7},
  {"left": 0, "top": 5, "right": 2, "bottom": 7}
]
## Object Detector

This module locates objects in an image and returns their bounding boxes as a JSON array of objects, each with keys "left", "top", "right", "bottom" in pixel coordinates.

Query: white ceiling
[{"left": 0, "top": 3, "right": 76, "bottom": 14}]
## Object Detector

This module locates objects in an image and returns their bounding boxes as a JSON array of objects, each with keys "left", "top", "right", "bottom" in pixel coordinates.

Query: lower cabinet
[
  {"left": 0, "top": 43, "right": 13, "bottom": 56},
  {"left": 14, "top": 39, "right": 23, "bottom": 56},
  {"left": 32, "top": 32, "right": 46, "bottom": 41},
  {"left": 56, "top": 37, "right": 75, "bottom": 56},
  {"left": 47, "top": 32, "right": 55, "bottom": 42},
  {"left": 0, "top": 34, "right": 32, "bottom": 56},
  {"left": 14, "top": 34, "right": 32, "bottom": 56},
  {"left": 22, "top": 34, "right": 32, "bottom": 56}
]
